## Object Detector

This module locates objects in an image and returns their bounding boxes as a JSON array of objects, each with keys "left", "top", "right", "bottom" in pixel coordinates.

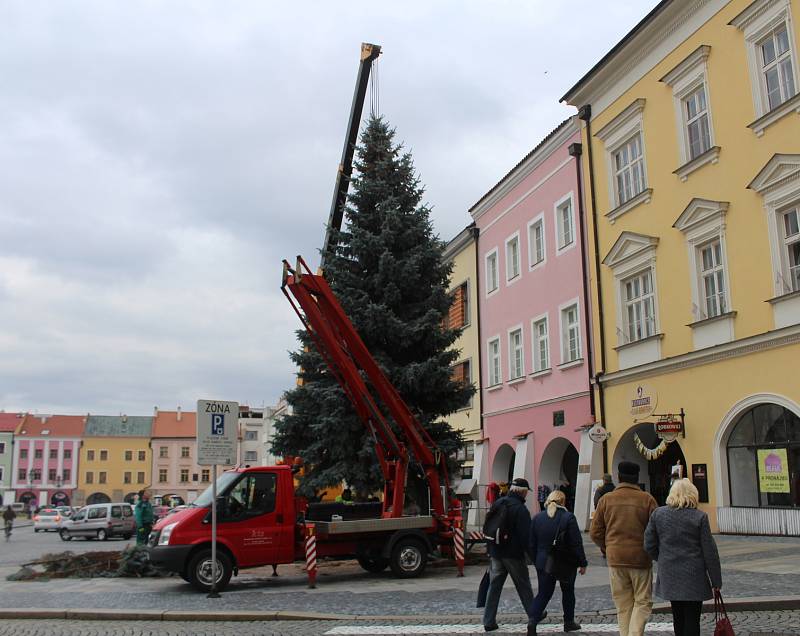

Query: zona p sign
[{"left": 197, "top": 399, "right": 239, "bottom": 466}]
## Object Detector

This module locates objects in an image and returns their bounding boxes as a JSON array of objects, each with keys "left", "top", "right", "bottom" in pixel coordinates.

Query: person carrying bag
[{"left": 528, "top": 490, "right": 588, "bottom": 636}]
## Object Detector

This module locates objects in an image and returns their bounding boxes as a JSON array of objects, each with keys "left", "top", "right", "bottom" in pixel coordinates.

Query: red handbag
[{"left": 714, "top": 589, "right": 735, "bottom": 636}]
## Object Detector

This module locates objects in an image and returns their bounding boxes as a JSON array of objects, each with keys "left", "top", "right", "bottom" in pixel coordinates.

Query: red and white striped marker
[
  {"left": 454, "top": 519, "right": 465, "bottom": 577},
  {"left": 305, "top": 523, "right": 318, "bottom": 589}
]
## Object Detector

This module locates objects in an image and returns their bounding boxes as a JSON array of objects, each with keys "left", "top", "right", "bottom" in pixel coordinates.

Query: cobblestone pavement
[{"left": 0, "top": 611, "right": 798, "bottom": 635}]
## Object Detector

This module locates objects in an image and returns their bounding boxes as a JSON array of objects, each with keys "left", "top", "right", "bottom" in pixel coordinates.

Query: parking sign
[{"left": 197, "top": 400, "right": 239, "bottom": 466}]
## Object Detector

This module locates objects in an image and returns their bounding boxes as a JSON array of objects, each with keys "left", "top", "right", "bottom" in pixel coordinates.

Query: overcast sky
[{"left": 0, "top": 1, "right": 656, "bottom": 416}]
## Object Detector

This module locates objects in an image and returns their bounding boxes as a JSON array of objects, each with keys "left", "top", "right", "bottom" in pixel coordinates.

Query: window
[
  {"left": 123, "top": 506, "right": 133, "bottom": 518},
  {"left": 30, "top": 469, "right": 41, "bottom": 481},
  {"left": 613, "top": 134, "right": 646, "bottom": 205},
  {"left": 100, "top": 450, "right": 108, "bottom": 461},
  {"left": 18, "top": 469, "right": 26, "bottom": 481},
  {"left": 111, "top": 505, "right": 122, "bottom": 519},
  {"left": 560, "top": 303, "right": 581, "bottom": 363},
  {"left": 138, "top": 450, "right": 146, "bottom": 461},
  {"left": 466, "top": 444, "right": 475, "bottom": 461},
  {"left": 180, "top": 469, "right": 189, "bottom": 483},
  {"left": 556, "top": 196, "right": 575, "bottom": 250},
  {"left": 699, "top": 240, "right": 728, "bottom": 318},
  {"left": 63, "top": 449, "right": 71, "bottom": 459},
  {"left": 181, "top": 447, "right": 190, "bottom": 458},
  {"left": 244, "top": 451, "right": 258, "bottom": 462},
  {"left": 88, "top": 507, "right": 107, "bottom": 520},
  {"left": 782, "top": 208, "right": 800, "bottom": 292},
  {"left": 137, "top": 471, "right": 145, "bottom": 484},
  {"left": 159, "top": 447, "right": 168, "bottom": 458},
  {"left": 505, "top": 233, "right": 521, "bottom": 281},
  {"left": 62, "top": 469, "right": 70, "bottom": 481},
  {"left": 124, "top": 450, "right": 133, "bottom": 461},
  {"left": 451, "top": 360, "right": 471, "bottom": 391},
  {"left": 202, "top": 469, "right": 210, "bottom": 483},
  {"left": 86, "top": 472, "right": 94, "bottom": 484},
  {"left": 532, "top": 316, "right": 550, "bottom": 372},
  {"left": 159, "top": 469, "right": 168, "bottom": 483},
  {"left": 0, "top": 442, "right": 4, "bottom": 454},
  {"left": 224, "top": 472, "right": 277, "bottom": 520},
  {"left": 48, "top": 469, "right": 57, "bottom": 481},
  {"left": 760, "top": 26, "right": 796, "bottom": 111},
  {"left": 485, "top": 249, "right": 499, "bottom": 294},
  {"left": 87, "top": 450, "right": 95, "bottom": 461},
  {"left": 444, "top": 282, "right": 469, "bottom": 330},
  {"left": 528, "top": 216, "right": 545, "bottom": 268},
  {"left": 20, "top": 448, "right": 27, "bottom": 459},
  {"left": 124, "top": 472, "right": 132, "bottom": 484},
  {"left": 49, "top": 448, "right": 57, "bottom": 459},
  {"left": 508, "top": 327, "right": 524, "bottom": 380},
  {"left": 623, "top": 271, "right": 657, "bottom": 341},
  {"left": 244, "top": 430, "right": 258, "bottom": 441},
  {"left": 488, "top": 337, "right": 501, "bottom": 386},
  {"left": 684, "top": 86, "right": 712, "bottom": 160},
  {"left": 34, "top": 449, "right": 42, "bottom": 459},
  {"left": 461, "top": 466, "right": 474, "bottom": 480},
  {"left": 99, "top": 471, "right": 107, "bottom": 484}
]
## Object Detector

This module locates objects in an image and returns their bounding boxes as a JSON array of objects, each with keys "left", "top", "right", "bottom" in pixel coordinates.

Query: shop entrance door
[{"left": 648, "top": 441, "right": 686, "bottom": 506}]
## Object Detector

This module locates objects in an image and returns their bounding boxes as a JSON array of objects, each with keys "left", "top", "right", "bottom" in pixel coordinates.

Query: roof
[
  {"left": 17, "top": 414, "right": 86, "bottom": 438},
  {"left": 152, "top": 410, "right": 196, "bottom": 438},
  {"left": 561, "top": 0, "right": 672, "bottom": 103},
  {"left": 84, "top": 415, "right": 153, "bottom": 437},
  {"left": 0, "top": 412, "right": 25, "bottom": 433}
]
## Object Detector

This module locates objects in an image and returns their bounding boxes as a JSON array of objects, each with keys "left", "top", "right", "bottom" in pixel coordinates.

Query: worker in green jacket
[{"left": 134, "top": 489, "right": 154, "bottom": 545}]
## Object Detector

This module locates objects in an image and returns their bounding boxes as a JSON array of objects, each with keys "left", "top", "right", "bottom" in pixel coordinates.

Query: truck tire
[
  {"left": 357, "top": 554, "right": 389, "bottom": 573},
  {"left": 389, "top": 538, "right": 427, "bottom": 578},
  {"left": 59, "top": 529, "right": 72, "bottom": 541},
  {"left": 187, "top": 549, "right": 233, "bottom": 593}
]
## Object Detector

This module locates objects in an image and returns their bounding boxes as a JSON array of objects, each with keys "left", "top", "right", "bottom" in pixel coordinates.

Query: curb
[{"left": 0, "top": 597, "right": 798, "bottom": 622}]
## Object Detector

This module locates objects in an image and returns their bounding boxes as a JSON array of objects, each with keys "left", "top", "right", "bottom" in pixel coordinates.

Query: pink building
[
  {"left": 12, "top": 414, "right": 84, "bottom": 508},
  {"left": 469, "top": 117, "right": 597, "bottom": 527}
]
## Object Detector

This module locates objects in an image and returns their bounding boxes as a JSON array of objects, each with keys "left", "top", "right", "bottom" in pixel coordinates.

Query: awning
[{"left": 455, "top": 478, "right": 476, "bottom": 497}]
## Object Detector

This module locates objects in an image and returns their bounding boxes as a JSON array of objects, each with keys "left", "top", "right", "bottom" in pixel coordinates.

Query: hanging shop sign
[
  {"left": 588, "top": 424, "right": 610, "bottom": 444},
  {"left": 757, "top": 448, "right": 790, "bottom": 493},
  {"left": 630, "top": 384, "right": 658, "bottom": 420},
  {"left": 655, "top": 419, "right": 683, "bottom": 442}
]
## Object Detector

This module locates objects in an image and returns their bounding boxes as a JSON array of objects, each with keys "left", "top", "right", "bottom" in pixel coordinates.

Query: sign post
[{"left": 196, "top": 399, "right": 239, "bottom": 599}]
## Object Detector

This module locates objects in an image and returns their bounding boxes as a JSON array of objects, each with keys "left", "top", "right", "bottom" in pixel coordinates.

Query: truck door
[{"left": 221, "top": 471, "right": 280, "bottom": 567}]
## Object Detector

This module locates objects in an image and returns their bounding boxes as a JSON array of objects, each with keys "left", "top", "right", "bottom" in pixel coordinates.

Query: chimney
[
  {"left": 154, "top": 406, "right": 159, "bottom": 417},
  {"left": 176, "top": 406, "right": 182, "bottom": 421}
]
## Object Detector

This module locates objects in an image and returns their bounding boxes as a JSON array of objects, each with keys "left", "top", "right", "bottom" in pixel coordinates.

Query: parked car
[
  {"left": 9, "top": 503, "right": 26, "bottom": 514},
  {"left": 56, "top": 506, "right": 74, "bottom": 518},
  {"left": 33, "top": 508, "right": 63, "bottom": 532},
  {"left": 59, "top": 503, "right": 136, "bottom": 541}
]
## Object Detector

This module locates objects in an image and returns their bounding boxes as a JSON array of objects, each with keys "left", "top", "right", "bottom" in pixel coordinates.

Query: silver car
[
  {"left": 33, "top": 508, "right": 64, "bottom": 532},
  {"left": 59, "top": 503, "right": 136, "bottom": 541}
]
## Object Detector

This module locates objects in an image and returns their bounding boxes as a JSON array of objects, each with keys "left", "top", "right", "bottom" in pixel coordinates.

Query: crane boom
[{"left": 320, "top": 42, "right": 381, "bottom": 271}]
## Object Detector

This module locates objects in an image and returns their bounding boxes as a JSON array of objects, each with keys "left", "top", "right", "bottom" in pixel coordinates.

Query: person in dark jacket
[
  {"left": 527, "top": 489, "right": 587, "bottom": 635},
  {"left": 483, "top": 477, "right": 536, "bottom": 632},
  {"left": 593, "top": 474, "right": 615, "bottom": 509},
  {"left": 644, "top": 478, "right": 722, "bottom": 636}
]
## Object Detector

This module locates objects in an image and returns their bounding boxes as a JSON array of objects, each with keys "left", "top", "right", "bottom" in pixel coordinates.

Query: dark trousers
[
  {"left": 530, "top": 568, "right": 577, "bottom": 624},
  {"left": 670, "top": 600, "right": 702, "bottom": 636},
  {"left": 483, "top": 557, "right": 535, "bottom": 627},
  {"left": 136, "top": 524, "right": 152, "bottom": 545}
]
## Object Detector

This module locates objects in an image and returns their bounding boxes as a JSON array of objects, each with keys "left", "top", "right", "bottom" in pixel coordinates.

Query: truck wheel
[
  {"left": 97, "top": 529, "right": 108, "bottom": 541},
  {"left": 357, "top": 555, "right": 389, "bottom": 573},
  {"left": 59, "top": 529, "right": 72, "bottom": 541},
  {"left": 389, "top": 538, "right": 427, "bottom": 578},
  {"left": 188, "top": 549, "right": 233, "bottom": 593}
]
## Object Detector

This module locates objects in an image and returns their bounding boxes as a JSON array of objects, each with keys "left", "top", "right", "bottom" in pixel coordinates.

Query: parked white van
[{"left": 59, "top": 503, "right": 135, "bottom": 541}]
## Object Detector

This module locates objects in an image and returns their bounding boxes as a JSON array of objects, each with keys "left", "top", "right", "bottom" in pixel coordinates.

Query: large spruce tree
[{"left": 272, "top": 116, "right": 473, "bottom": 497}]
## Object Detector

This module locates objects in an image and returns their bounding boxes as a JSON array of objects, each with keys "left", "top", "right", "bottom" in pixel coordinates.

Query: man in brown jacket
[{"left": 590, "top": 461, "right": 657, "bottom": 636}]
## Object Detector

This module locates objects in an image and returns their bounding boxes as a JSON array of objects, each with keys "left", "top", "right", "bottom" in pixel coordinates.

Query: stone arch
[
  {"left": 538, "top": 437, "right": 579, "bottom": 510},
  {"left": 86, "top": 492, "right": 111, "bottom": 505},
  {"left": 492, "top": 444, "right": 516, "bottom": 484}
]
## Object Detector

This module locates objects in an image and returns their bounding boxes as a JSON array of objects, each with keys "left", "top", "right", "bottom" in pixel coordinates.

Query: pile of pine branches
[{"left": 7, "top": 545, "right": 166, "bottom": 581}]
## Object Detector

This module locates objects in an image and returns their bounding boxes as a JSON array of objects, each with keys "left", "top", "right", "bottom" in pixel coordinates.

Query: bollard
[
  {"left": 454, "top": 518, "right": 465, "bottom": 577},
  {"left": 305, "top": 523, "right": 318, "bottom": 589}
]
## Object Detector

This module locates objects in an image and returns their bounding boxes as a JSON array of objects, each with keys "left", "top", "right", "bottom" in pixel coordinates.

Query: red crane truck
[{"left": 147, "top": 256, "right": 465, "bottom": 592}]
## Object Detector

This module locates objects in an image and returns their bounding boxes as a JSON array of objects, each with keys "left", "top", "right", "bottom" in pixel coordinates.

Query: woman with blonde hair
[
  {"left": 527, "top": 489, "right": 588, "bottom": 635},
  {"left": 644, "top": 478, "right": 722, "bottom": 636}
]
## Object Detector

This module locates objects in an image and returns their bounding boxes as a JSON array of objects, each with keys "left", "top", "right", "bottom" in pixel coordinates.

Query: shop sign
[
  {"left": 630, "top": 384, "right": 658, "bottom": 419},
  {"left": 588, "top": 424, "right": 610, "bottom": 444},
  {"left": 655, "top": 420, "right": 682, "bottom": 442},
  {"left": 757, "top": 448, "right": 790, "bottom": 493}
]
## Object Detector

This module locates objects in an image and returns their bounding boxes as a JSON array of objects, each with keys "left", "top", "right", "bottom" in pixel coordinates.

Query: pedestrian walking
[
  {"left": 590, "top": 461, "right": 657, "bottom": 636},
  {"left": 482, "top": 477, "right": 536, "bottom": 632},
  {"left": 528, "top": 489, "right": 588, "bottom": 635},
  {"left": 134, "top": 488, "right": 154, "bottom": 545},
  {"left": 3, "top": 506, "right": 16, "bottom": 541},
  {"left": 644, "top": 478, "right": 722, "bottom": 636},
  {"left": 536, "top": 483, "right": 551, "bottom": 512},
  {"left": 593, "top": 474, "right": 615, "bottom": 509}
]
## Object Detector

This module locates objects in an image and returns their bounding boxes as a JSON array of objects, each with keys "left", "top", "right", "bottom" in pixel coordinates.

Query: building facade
[
  {"left": 263, "top": 397, "right": 288, "bottom": 467},
  {"left": 74, "top": 415, "right": 153, "bottom": 506},
  {"left": 239, "top": 405, "right": 266, "bottom": 466},
  {"left": 11, "top": 414, "right": 83, "bottom": 507},
  {"left": 0, "top": 413, "right": 23, "bottom": 505},
  {"left": 470, "top": 117, "right": 596, "bottom": 525},
  {"left": 151, "top": 408, "right": 202, "bottom": 506},
  {"left": 564, "top": 0, "right": 800, "bottom": 534}
]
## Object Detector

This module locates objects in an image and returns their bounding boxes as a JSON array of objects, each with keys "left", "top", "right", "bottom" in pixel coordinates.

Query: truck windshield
[{"left": 193, "top": 471, "right": 241, "bottom": 507}]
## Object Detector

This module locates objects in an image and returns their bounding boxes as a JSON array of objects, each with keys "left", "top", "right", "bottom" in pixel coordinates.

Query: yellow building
[
  {"left": 442, "top": 225, "right": 482, "bottom": 490},
  {"left": 74, "top": 415, "right": 154, "bottom": 506},
  {"left": 564, "top": 0, "right": 800, "bottom": 534}
]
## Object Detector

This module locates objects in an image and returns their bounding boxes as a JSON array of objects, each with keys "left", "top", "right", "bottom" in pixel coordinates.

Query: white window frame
[
  {"left": 527, "top": 213, "right": 546, "bottom": 270},
  {"left": 531, "top": 313, "right": 550, "bottom": 374},
  {"left": 595, "top": 99, "right": 651, "bottom": 220},
  {"left": 485, "top": 248, "right": 499, "bottom": 296},
  {"left": 505, "top": 231, "right": 521, "bottom": 284},
  {"left": 698, "top": 239, "right": 729, "bottom": 319},
  {"left": 554, "top": 192, "right": 576, "bottom": 253},
  {"left": 621, "top": 269, "right": 658, "bottom": 342},
  {"left": 558, "top": 299, "right": 582, "bottom": 366},
  {"left": 487, "top": 336, "right": 502, "bottom": 388},
  {"left": 507, "top": 325, "right": 525, "bottom": 381},
  {"left": 731, "top": 0, "right": 800, "bottom": 134},
  {"left": 780, "top": 207, "right": 800, "bottom": 293}
]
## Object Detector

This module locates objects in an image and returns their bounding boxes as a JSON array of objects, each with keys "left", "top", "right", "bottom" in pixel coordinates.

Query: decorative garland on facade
[{"left": 633, "top": 433, "right": 672, "bottom": 460}]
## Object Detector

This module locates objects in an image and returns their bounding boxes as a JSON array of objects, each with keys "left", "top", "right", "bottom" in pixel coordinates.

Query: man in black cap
[
  {"left": 482, "top": 477, "right": 537, "bottom": 632},
  {"left": 590, "top": 461, "right": 657, "bottom": 636}
]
